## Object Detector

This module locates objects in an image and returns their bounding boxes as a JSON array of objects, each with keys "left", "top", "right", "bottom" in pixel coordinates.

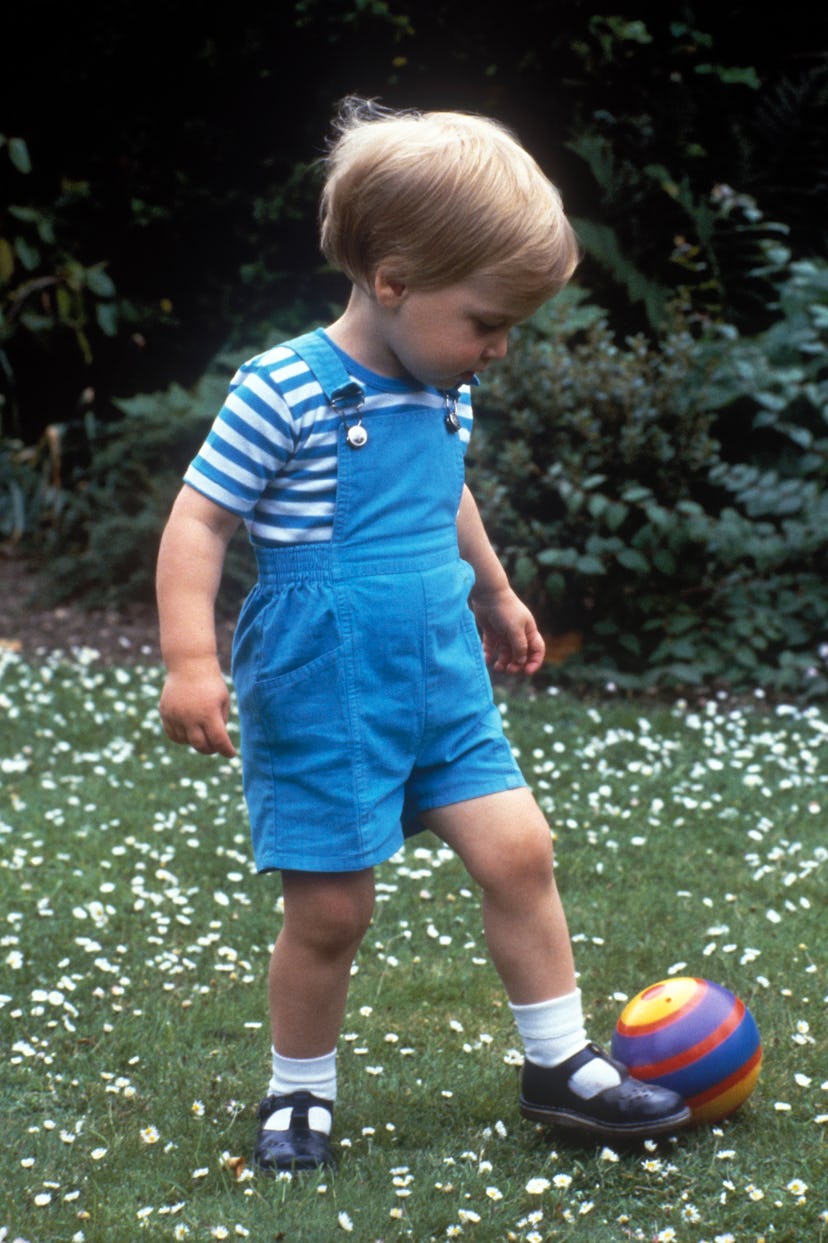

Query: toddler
[{"left": 156, "top": 97, "right": 690, "bottom": 1171}]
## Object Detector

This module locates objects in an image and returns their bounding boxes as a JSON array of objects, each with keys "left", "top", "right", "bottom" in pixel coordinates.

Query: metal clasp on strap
[
  {"left": 444, "top": 391, "right": 461, "bottom": 433},
  {"left": 331, "top": 381, "right": 368, "bottom": 448}
]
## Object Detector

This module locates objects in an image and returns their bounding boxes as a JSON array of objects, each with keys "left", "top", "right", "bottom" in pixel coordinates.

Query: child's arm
[
  {"left": 156, "top": 485, "right": 242, "bottom": 757},
  {"left": 457, "top": 484, "right": 546, "bottom": 675}
]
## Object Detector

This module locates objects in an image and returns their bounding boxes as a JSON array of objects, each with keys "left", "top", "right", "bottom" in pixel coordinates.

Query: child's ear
[{"left": 374, "top": 264, "right": 407, "bottom": 307}]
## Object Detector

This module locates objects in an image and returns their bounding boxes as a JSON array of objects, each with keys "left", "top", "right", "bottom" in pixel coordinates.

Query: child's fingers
[
  {"left": 190, "top": 715, "right": 237, "bottom": 757},
  {"left": 159, "top": 672, "right": 236, "bottom": 756},
  {"left": 210, "top": 727, "right": 237, "bottom": 758},
  {"left": 488, "top": 621, "right": 545, "bottom": 675},
  {"left": 523, "top": 625, "right": 546, "bottom": 673},
  {"left": 162, "top": 708, "right": 236, "bottom": 757}
]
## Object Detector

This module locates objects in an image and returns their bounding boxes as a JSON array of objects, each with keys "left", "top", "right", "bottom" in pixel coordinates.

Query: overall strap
[{"left": 286, "top": 328, "right": 364, "bottom": 409}]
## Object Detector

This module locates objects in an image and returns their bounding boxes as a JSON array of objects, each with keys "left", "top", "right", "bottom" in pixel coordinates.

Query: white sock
[
  {"left": 266, "top": 1048, "right": 336, "bottom": 1134},
  {"left": 510, "top": 989, "right": 621, "bottom": 1098},
  {"left": 510, "top": 989, "right": 587, "bottom": 1067}
]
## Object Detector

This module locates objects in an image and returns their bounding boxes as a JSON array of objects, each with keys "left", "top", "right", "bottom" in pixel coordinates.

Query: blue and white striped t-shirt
[{"left": 184, "top": 336, "right": 474, "bottom": 545}]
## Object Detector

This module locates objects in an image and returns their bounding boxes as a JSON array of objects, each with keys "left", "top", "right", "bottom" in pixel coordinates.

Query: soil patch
[{"left": 0, "top": 554, "right": 235, "bottom": 668}]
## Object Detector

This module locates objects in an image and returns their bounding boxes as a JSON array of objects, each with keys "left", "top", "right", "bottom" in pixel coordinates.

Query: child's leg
[
  {"left": 421, "top": 787, "right": 573, "bottom": 1003},
  {"left": 256, "top": 867, "right": 375, "bottom": 1172},
  {"left": 422, "top": 789, "right": 691, "bottom": 1139},
  {"left": 269, "top": 868, "right": 375, "bottom": 1055}
]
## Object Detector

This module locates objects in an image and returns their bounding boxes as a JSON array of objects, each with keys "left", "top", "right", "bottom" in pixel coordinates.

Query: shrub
[
  {"left": 15, "top": 359, "right": 257, "bottom": 615},
  {"left": 7, "top": 256, "right": 827, "bottom": 701},
  {"left": 1, "top": 430, "right": 62, "bottom": 545},
  {"left": 466, "top": 264, "right": 828, "bottom": 698}
]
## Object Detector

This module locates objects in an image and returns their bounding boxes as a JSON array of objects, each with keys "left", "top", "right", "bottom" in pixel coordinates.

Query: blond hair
[{"left": 319, "top": 97, "right": 580, "bottom": 309}]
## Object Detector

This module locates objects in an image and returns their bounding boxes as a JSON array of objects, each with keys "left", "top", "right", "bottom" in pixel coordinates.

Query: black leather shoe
[
  {"left": 520, "top": 1043, "right": 692, "bottom": 1140},
  {"left": 254, "top": 1091, "right": 335, "bottom": 1172}
]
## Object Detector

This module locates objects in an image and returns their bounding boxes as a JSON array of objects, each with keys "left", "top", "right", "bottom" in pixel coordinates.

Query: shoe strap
[
  {"left": 259, "top": 1090, "right": 333, "bottom": 1126},
  {"left": 559, "top": 1042, "right": 625, "bottom": 1076}
]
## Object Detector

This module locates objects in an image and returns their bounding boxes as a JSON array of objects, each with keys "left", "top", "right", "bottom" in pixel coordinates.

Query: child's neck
[{"left": 326, "top": 288, "right": 404, "bottom": 379}]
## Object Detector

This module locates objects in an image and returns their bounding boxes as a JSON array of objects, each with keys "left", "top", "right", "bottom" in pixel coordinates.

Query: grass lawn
[{"left": 1, "top": 650, "right": 825, "bottom": 1242}]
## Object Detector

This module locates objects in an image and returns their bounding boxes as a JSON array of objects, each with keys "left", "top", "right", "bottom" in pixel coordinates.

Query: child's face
[{"left": 377, "top": 272, "right": 534, "bottom": 391}]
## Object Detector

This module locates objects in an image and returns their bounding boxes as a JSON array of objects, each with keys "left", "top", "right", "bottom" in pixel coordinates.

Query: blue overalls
[{"left": 231, "top": 329, "right": 526, "bottom": 873}]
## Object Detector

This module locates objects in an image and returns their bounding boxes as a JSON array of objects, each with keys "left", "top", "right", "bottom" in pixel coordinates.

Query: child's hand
[
  {"left": 159, "top": 661, "right": 237, "bottom": 757},
  {"left": 471, "top": 588, "right": 546, "bottom": 675}
]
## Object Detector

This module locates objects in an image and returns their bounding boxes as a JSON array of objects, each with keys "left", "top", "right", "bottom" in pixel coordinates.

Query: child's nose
[{"left": 482, "top": 331, "right": 509, "bottom": 360}]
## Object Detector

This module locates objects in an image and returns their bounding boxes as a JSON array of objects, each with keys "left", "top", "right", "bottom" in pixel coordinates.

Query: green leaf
[
  {"left": 617, "top": 548, "right": 649, "bottom": 573},
  {"left": 544, "top": 571, "right": 567, "bottom": 601},
  {"left": 8, "top": 137, "right": 31, "bottom": 174},
  {"left": 662, "top": 662, "right": 705, "bottom": 684},
  {"left": 513, "top": 554, "right": 536, "bottom": 587},
  {"left": 8, "top": 205, "right": 41, "bottom": 223},
  {"left": 538, "top": 547, "right": 578, "bottom": 568},
  {"left": 566, "top": 217, "right": 669, "bottom": 330},
  {"left": 575, "top": 554, "right": 606, "bottom": 575},
  {"left": 55, "top": 286, "right": 76, "bottom": 323},
  {"left": 85, "top": 266, "right": 116, "bottom": 298},
  {"left": 95, "top": 302, "right": 118, "bottom": 337},
  {"left": 621, "top": 484, "right": 652, "bottom": 504},
  {"left": 694, "top": 63, "right": 761, "bottom": 89},
  {"left": 13, "top": 236, "right": 39, "bottom": 270},
  {"left": 605, "top": 501, "right": 629, "bottom": 531},
  {"left": 663, "top": 613, "right": 697, "bottom": 635},
  {"left": 661, "top": 638, "right": 698, "bottom": 660}
]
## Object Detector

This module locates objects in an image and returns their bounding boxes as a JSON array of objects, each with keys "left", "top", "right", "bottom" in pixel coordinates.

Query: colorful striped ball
[{"left": 611, "top": 977, "right": 762, "bottom": 1124}]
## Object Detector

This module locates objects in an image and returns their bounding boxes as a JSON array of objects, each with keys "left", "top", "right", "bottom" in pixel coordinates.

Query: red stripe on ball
[
  {"left": 687, "top": 1044, "right": 763, "bottom": 1110},
  {"left": 629, "top": 997, "right": 744, "bottom": 1078}
]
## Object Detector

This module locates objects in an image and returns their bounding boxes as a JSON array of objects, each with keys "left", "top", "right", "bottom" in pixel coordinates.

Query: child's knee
[
  {"left": 320, "top": 892, "right": 373, "bottom": 949},
  {"left": 473, "top": 818, "right": 555, "bottom": 900},
  {"left": 502, "top": 821, "right": 555, "bottom": 890},
  {"left": 282, "top": 872, "right": 375, "bottom": 954}
]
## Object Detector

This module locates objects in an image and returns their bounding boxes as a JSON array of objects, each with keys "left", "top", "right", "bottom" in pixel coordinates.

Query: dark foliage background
[{"left": 2, "top": 2, "right": 827, "bottom": 694}]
